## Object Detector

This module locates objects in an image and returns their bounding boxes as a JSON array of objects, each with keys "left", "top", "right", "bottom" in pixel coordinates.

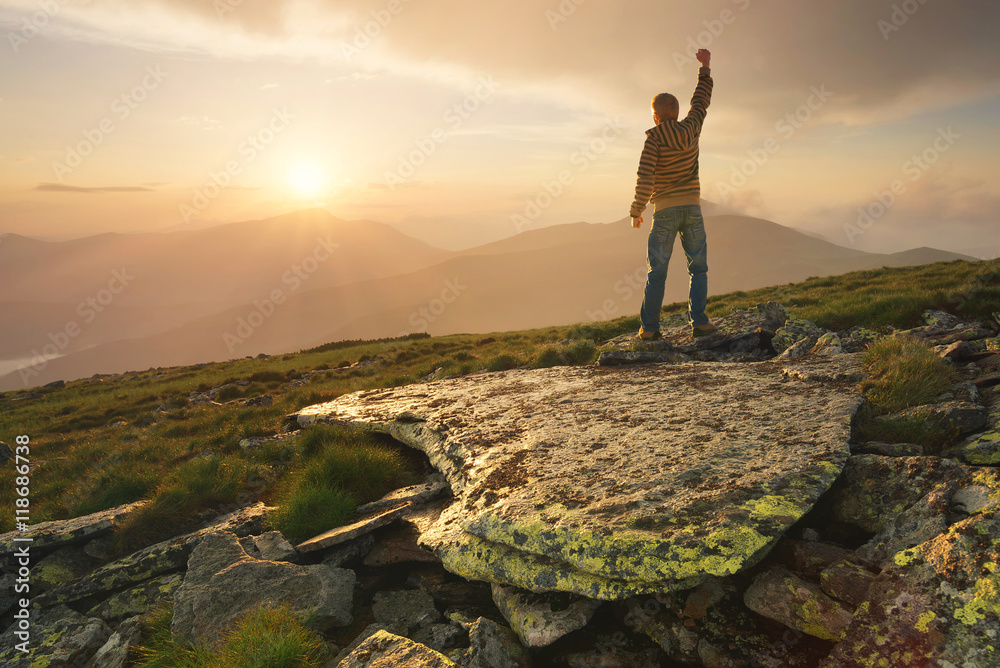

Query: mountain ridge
[{"left": 0, "top": 211, "right": 976, "bottom": 391}]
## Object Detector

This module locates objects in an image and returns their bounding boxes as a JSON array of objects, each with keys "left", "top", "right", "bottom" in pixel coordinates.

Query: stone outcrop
[
  {"left": 292, "top": 355, "right": 862, "bottom": 600},
  {"left": 170, "top": 531, "right": 355, "bottom": 647}
]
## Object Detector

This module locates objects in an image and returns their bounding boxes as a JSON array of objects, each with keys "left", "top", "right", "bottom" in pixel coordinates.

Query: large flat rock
[{"left": 292, "top": 357, "right": 862, "bottom": 599}]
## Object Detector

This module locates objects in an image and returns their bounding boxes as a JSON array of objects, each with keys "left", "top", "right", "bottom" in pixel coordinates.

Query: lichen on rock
[{"left": 292, "top": 356, "right": 862, "bottom": 599}]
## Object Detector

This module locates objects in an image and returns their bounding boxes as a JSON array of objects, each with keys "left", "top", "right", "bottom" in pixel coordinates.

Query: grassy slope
[{"left": 1, "top": 259, "right": 996, "bottom": 547}]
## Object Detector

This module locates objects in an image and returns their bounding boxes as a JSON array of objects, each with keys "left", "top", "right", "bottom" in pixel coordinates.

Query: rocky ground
[{"left": 2, "top": 303, "right": 999, "bottom": 667}]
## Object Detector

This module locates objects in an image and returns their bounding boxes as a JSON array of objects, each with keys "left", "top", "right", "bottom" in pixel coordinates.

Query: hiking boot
[
  {"left": 692, "top": 323, "right": 718, "bottom": 338},
  {"left": 636, "top": 328, "right": 661, "bottom": 341}
]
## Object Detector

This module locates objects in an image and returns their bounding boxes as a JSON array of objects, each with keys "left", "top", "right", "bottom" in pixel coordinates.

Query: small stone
[
  {"left": 243, "top": 394, "right": 274, "bottom": 407},
  {"left": 777, "top": 335, "right": 818, "bottom": 360},
  {"left": 463, "top": 617, "right": 530, "bottom": 668},
  {"left": 940, "top": 340, "right": 972, "bottom": 359},
  {"left": 372, "top": 589, "right": 440, "bottom": 632},
  {"left": 86, "top": 615, "right": 144, "bottom": 668},
  {"left": 410, "top": 623, "right": 464, "bottom": 653},
  {"left": 819, "top": 559, "right": 875, "bottom": 608},
  {"left": 492, "top": 584, "right": 601, "bottom": 648},
  {"left": 339, "top": 630, "right": 456, "bottom": 668},
  {"left": 252, "top": 531, "right": 298, "bottom": 562},
  {"left": 778, "top": 539, "right": 853, "bottom": 580},
  {"left": 329, "top": 623, "right": 406, "bottom": 667},
  {"left": 772, "top": 317, "right": 824, "bottom": 354},
  {"left": 744, "top": 566, "right": 853, "bottom": 641}
]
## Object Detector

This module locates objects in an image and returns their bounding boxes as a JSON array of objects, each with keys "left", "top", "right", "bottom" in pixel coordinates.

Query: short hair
[{"left": 652, "top": 93, "right": 679, "bottom": 119}]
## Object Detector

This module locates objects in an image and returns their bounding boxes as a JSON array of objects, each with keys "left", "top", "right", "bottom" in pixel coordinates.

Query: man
[{"left": 630, "top": 48, "right": 717, "bottom": 339}]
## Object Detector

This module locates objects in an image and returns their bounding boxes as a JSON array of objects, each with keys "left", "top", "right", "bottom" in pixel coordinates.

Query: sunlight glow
[{"left": 288, "top": 161, "right": 327, "bottom": 197}]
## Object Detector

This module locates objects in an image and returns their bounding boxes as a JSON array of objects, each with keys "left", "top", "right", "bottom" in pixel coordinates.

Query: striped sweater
[{"left": 629, "top": 66, "right": 713, "bottom": 219}]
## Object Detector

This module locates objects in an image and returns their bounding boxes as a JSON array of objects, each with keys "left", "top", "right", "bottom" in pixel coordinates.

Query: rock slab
[{"left": 292, "top": 356, "right": 862, "bottom": 600}]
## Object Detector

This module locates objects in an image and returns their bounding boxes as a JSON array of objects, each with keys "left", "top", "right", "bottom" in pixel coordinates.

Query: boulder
[
  {"left": 942, "top": 392, "right": 1000, "bottom": 465},
  {"left": 170, "top": 531, "right": 355, "bottom": 647},
  {"left": 744, "top": 566, "right": 854, "bottom": 641},
  {"left": 811, "top": 332, "right": 843, "bottom": 356},
  {"left": 873, "top": 400, "right": 987, "bottom": 436},
  {"left": 492, "top": 584, "right": 601, "bottom": 648},
  {"left": 32, "top": 532, "right": 194, "bottom": 610},
  {"left": 625, "top": 577, "right": 835, "bottom": 667},
  {"left": 777, "top": 335, "right": 818, "bottom": 360},
  {"left": 463, "top": 616, "right": 531, "bottom": 668},
  {"left": 947, "top": 428, "right": 1000, "bottom": 465},
  {"left": 329, "top": 623, "right": 406, "bottom": 667},
  {"left": 776, "top": 539, "right": 854, "bottom": 580},
  {"left": 339, "top": 630, "right": 456, "bottom": 668},
  {"left": 292, "top": 356, "right": 862, "bottom": 599},
  {"left": 853, "top": 483, "right": 955, "bottom": 568}
]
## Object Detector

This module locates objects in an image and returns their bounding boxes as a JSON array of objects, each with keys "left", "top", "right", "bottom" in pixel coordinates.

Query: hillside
[
  {"left": 0, "top": 214, "right": 975, "bottom": 391},
  {"left": 0, "top": 209, "right": 451, "bottom": 361}
]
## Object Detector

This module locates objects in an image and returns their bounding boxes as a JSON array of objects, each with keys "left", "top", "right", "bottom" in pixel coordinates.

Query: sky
[{"left": 1, "top": 0, "right": 998, "bottom": 256}]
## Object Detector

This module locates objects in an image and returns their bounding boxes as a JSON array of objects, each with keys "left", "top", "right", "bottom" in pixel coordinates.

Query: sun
[{"left": 288, "top": 161, "right": 326, "bottom": 197}]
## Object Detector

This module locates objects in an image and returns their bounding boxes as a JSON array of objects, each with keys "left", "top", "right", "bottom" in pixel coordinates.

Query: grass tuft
[
  {"left": 858, "top": 337, "right": 959, "bottom": 414},
  {"left": 485, "top": 354, "right": 522, "bottom": 372},
  {"left": 268, "top": 425, "right": 416, "bottom": 544},
  {"left": 133, "top": 602, "right": 330, "bottom": 668}
]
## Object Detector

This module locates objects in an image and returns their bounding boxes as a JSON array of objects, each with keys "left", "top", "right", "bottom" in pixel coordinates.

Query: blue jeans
[{"left": 639, "top": 205, "right": 709, "bottom": 330}]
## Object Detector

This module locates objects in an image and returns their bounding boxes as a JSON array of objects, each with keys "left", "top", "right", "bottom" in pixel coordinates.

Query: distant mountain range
[{"left": 0, "top": 208, "right": 976, "bottom": 391}]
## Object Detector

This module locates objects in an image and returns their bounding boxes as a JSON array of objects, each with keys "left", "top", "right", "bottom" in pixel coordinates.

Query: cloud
[
  {"left": 35, "top": 183, "right": 156, "bottom": 193},
  {"left": 17, "top": 0, "right": 999, "bottom": 129}
]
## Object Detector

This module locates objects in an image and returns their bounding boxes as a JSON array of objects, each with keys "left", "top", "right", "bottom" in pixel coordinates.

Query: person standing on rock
[{"left": 630, "top": 48, "right": 718, "bottom": 340}]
